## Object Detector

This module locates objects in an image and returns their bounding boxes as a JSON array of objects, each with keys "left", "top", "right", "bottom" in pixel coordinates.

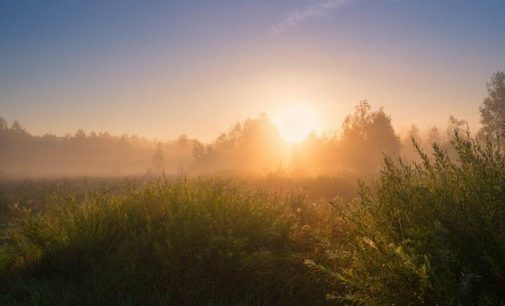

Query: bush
[
  {"left": 333, "top": 133, "right": 505, "bottom": 305},
  {"left": 6, "top": 132, "right": 504, "bottom": 305}
]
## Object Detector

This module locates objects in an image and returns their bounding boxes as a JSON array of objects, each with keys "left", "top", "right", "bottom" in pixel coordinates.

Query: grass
[
  {"left": 1, "top": 133, "right": 505, "bottom": 305},
  {"left": 0, "top": 177, "right": 338, "bottom": 305},
  {"left": 328, "top": 133, "right": 505, "bottom": 305}
]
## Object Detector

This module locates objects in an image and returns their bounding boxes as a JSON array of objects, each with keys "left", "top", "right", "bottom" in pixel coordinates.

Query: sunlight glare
[{"left": 272, "top": 103, "right": 321, "bottom": 143}]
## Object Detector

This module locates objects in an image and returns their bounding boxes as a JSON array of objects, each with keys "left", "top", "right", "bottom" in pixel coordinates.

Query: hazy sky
[{"left": 1, "top": 0, "right": 504, "bottom": 141}]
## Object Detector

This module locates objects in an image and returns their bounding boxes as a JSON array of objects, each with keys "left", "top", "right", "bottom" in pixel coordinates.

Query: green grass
[
  {"left": 329, "top": 133, "right": 505, "bottom": 305},
  {"left": 0, "top": 177, "right": 337, "bottom": 305},
  {"left": 2, "top": 133, "right": 505, "bottom": 305}
]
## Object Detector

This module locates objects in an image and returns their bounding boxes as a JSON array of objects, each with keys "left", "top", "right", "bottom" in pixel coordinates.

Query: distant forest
[{"left": 1, "top": 71, "right": 504, "bottom": 178}]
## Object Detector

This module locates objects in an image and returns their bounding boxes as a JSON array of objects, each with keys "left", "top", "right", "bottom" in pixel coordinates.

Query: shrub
[{"left": 333, "top": 133, "right": 505, "bottom": 305}]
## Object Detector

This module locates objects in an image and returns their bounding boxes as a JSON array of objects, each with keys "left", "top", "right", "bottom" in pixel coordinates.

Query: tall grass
[
  {"left": 331, "top": 133, "right": 505, "bottom": 305},
  {"left": 2, "top": 133, "right": 505, "bottom": 305},
  {"left": 0, "top": 177, "right": 335, "bottom": 305}
]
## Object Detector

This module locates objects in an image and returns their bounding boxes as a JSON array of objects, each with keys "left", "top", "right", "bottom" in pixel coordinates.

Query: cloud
[{"left": 271, "top": 0, "right": 354, "bottom": 36}]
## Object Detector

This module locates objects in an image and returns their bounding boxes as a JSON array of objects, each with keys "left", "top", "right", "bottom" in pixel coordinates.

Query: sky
[{"left": 1, "top": 0, "right": 504, "bottom": 142}]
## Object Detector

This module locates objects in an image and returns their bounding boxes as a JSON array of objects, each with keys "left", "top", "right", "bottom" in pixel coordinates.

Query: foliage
[
  {"left": 191, "top": 114, "right": 288, "bottom": 174},
  {"left": 333, "top": 133, "right": 505, "bottom": 305},
  {"left": 338, "top": 101, "right": 401, "bottom": 176},
  {"left": 0, "top": 101, "right": 405, "bottom": 178},
  {"left": 0, "top": 178, "right": 336, "bottom": 306},
  {"left": 0, "top": 119, "right": 199, "bottom": 177},
  {"left": 3, "top": 132, "right": 505, "bottom": 305},
  {"left": 479, "top": 71, "right": 505, "bottom": 139}
]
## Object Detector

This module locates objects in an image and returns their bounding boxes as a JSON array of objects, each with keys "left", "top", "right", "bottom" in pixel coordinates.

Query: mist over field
[
  {"left": 1, "top": 1, "right": 505, "bottom": 305},
  {"left": 0, "top": 102, "right": 461, "bottom": 179}
]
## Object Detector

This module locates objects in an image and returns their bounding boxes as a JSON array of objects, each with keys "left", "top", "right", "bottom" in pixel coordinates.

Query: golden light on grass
[{"left": 271, "top": 102, "right": 321, "bottom": 143}]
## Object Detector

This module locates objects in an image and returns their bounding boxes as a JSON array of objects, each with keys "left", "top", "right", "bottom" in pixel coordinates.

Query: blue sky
[{"left": 1, "top": 0, "right": 504, "bottom": 141}]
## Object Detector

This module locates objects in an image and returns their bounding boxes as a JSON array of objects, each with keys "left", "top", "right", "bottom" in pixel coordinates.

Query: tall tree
[
  {"left": 338, "top": 101, "right": 401, "bottom": 175},
  {"left": 479, "top": 71, "right": 505, "bottom": 138}
]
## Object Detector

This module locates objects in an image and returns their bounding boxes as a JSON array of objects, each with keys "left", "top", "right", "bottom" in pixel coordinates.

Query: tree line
[{"left": 1, "top": 71, "right": 504, "bottom": 178}]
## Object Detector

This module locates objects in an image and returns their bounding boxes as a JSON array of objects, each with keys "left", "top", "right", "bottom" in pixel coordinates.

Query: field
[
  {"left": 1, "top": 135, "right": 505, "bottom": 306},
  {"left": 2, "top": 1, "right": 504, "bottom": 305}
]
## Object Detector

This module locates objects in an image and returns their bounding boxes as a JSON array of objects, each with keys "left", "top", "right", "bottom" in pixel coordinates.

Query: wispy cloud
[{"left": 271, "top": 0, "right": 354, "bottom": 36}]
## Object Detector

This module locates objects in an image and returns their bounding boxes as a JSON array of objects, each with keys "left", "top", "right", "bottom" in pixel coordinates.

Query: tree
[
  {"left": 75, "top": 129, "right": 86, "bottom": 138},
  {"left": 338, "top": 101, "right": 401, "bottom": 175},
  {"left": 0, "top": 117, "right": 7, "bottom": 131},
  {"left": 190, "top": 114, "right": 286, "bottom": 173},
  {"left": 152, "top": 142, "right": 165, "bottom": 171},
  {"left": 479, "top": 71, "right": 505, "bottom": 139},
  {"left": 10, "top": 120, "right": 26, "bottom": 134}
]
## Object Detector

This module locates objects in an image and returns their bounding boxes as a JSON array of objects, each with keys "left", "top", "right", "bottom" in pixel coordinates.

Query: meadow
[
  {"left": 1, "top": 133, "right": 505, "bottom": 305},
  {"left": 2, "top": 1, "right": 505, "bottom": 304}
]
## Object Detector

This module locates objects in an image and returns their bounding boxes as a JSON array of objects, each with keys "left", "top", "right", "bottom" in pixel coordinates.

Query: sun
[{"left": 271, "top": 103, "right": 321, "bottom": 143}]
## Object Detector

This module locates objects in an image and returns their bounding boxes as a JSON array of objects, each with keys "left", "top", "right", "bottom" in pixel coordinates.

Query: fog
[{"left": 0, "top": 100, "right": 470, "bottom": 179}]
